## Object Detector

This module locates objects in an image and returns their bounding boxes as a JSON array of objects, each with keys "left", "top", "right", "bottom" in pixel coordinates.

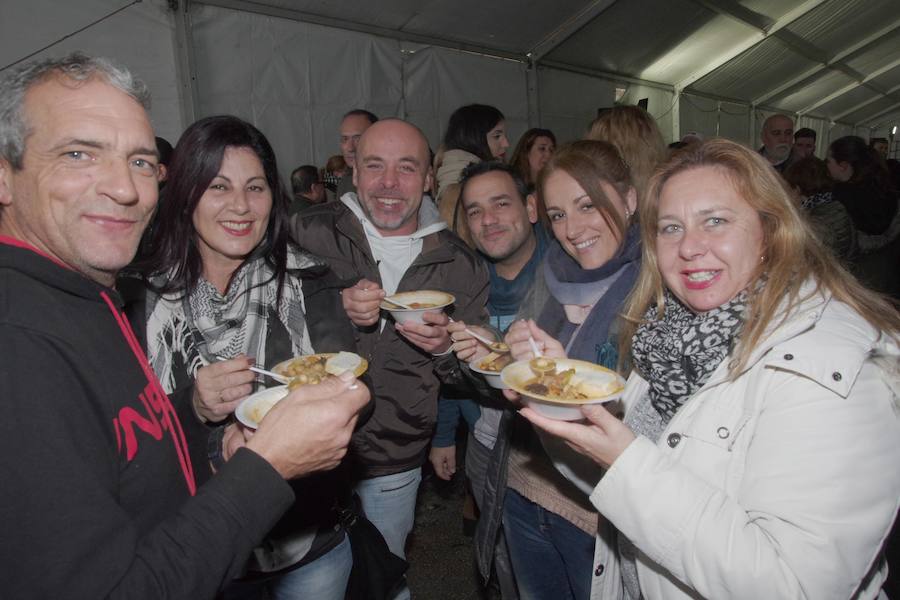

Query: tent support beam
[
  {"left": 196, "top": 0, "right": 525, "bottom": 62},
  {"left": 690, "top": 0, "right": 772, "bottom": 33},
  {"left": 526, "top": 61, "right": 540, "bottom": 128},
  {"left": 833, "top": 82, "right": 900, "bottom": 122},
  {"left": 528, "top": 0, "right": 618, "bottom": 62},
  {"left": 689, "top": 0, "right": 831, "bottom": 65},
  {"left": 680, "top": 89, "right": 859, "bottom": 130},
  {"left": 748, "top": 105, "right": 757, "bottom": 148},
  {"left": 672, "top": 93, "right": 681, "bottom": 142},
  {"left": 172, "top": 0, "right": 198, "bottom": 127},
  {"left": 674, "top": 0, "right": 827, "bottom": 92},
  {"left": 537, "top": 59, "right": 673, "bottom": 92},
  {"left": 753, "top": 17, "right": 900, "bottom": 106},
  {"left": 859, "top": 102, "right": 900, "bottom": 128},
  {"left": 797, "top": 56, "right": 900, "bottom": 116}
]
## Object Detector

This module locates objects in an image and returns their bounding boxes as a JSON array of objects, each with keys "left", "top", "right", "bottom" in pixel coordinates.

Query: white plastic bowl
[
  {"left": 381, "top": 290, "right": 455, "bottom": 324},
  {"left": 468, "top": 360, "right": 508, "bottom": 389},
  {"left": 500, "top": 358, "right": 625, "bottom": 421},
  {"left": 235, "top": 385, "right": 289, "bottom": 429}
]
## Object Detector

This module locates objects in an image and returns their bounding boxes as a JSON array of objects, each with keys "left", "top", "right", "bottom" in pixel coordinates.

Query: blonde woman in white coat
[{"left": 513, "top": 138, "right": 900, "bottom": 599}]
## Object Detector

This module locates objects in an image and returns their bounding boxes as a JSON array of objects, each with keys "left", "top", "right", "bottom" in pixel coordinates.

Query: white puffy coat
[{"left": 585, "top": 290, "right": 900, "bottom": 599}]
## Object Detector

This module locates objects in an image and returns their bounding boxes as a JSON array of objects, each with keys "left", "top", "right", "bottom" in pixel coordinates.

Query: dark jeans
[{"left": 502, "top": 489, "right": 594, "bottom": 600}]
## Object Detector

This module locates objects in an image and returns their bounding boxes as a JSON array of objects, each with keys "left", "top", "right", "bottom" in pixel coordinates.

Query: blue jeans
[
  {"left": 224, "top": 533, "right": 352, "bottom": 600},
  {"left": 355, "top": 467, "right": 422, "bottom": 600},
  {"left": 502, "top": 490, "right": 594, "bottom": 600},
  {"left": 467, "top": 434, "right": 520, "bottom": 599}
]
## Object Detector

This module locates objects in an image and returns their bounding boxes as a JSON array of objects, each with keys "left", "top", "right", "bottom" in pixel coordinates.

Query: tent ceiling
[
  {"left": 4, "top": 0, "right": 897, "bottom": 129},
  {"left": 223, "top": 0, "right": 587, "bottom": 55},
  {"left": 193, "top": 0, "right": 900, "bottom": 128},
  {"left": 540, "top": 0, "right": 715, "bottom": 80}
]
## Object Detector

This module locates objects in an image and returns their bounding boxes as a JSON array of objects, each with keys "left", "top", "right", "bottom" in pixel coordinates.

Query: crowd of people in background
[{"left": 1, "top": 52, "right": 898, "bottom": 600}]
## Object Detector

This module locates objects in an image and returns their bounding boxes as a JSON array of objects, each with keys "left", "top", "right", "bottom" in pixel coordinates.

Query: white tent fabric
[
  {"left": 192, "top": 4, "right": 404, "bottom": 178},
  {"left": 401, "top": 43, "right": 530, "bottom": 150},
  {"left": 192, "top": 3, "right": 534, "bottom": 179},
  {"left": 3, "top": 0, "right": 900, "bottom": 169},
  {"left": 0, "top": 0, "right": 184, "bottom": 142},
  {"left": 537, "top": 68, "right": 617, "bottom": 143}
]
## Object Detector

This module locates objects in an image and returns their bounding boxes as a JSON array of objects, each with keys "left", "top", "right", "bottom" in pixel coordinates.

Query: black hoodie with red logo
[{"left": 0, "top": 237, "right": 294, "bottom": 599}]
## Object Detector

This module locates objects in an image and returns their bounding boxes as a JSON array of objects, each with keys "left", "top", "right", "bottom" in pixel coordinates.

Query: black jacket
[{"left": 0, "top": 238, "right": 293, "bottom": 598}]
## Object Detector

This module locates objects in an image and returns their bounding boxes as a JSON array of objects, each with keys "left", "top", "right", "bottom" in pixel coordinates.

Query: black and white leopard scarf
[{"left": 631, "top": 290, "right": 748, "bottom": 421}]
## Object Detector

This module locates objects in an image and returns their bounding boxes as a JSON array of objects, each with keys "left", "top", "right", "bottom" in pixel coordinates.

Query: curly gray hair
[{"left": 0, "top": 52, "right": 150, "bottom": 169}]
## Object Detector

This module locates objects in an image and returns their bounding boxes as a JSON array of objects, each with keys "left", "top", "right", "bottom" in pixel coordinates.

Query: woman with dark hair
[
  {"left": 129, "top": 115, "right": 357, "bottom": 599},
  {"left": 827, "top": 135, "right": 900, "bottom": 299},
  {"left": 442, "top": 103, "right": 509, "bottom": 163},
  {"left": 509, "top": 128, "right": 557, "bottom": 190},
  {"left": 827, "top": 135, "right": 897, "bottom": 234},
  {"left": 435, "top": 104, "right": 509, "bottom": 246},
  {"left": 783, "top": 156, "right": 856, "bottom": 262}
]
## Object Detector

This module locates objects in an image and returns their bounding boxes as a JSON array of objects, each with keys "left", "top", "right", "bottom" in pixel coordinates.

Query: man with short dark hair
[
  {"left": 0, "top": 53, "right": 368, "bottom": 599},
  {"left": 793, "top": 127, "right": 817, "bottom": 159},
  {"left": 439, "top": 161, "right": 550, "bottom": 600},
  {"left": 759, "top": 113, "right": 795, "bottom": 172},
  {"left": 289, "top": 164, "right": 326, "bottom": 214},
  {"left": 870, "top": 137, "right": 889, "bottom": 160},
  {"left": 291, "top": 118, "right": 488, "bottom": 600},
  {"left": 336, "top": 108, "right": 378, "bottom": 199}
]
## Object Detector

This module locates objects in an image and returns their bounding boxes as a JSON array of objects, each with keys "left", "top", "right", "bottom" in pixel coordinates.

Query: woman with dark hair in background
[
  {"left": 435, "top": 103, "right": 509, "bottom": 247},
  {"left": 509, "top": 128, "right": 557, "bottom": 191},
  {"left": 827, "top": 135, "right": 897, "bottom": 235},
  {"left": 783, "top": 156, "right": 856, "bottom": 262},
  {"left": 827, "top": 135, "right": 900, "bottom": 300},
  {"left": 128, "top": 115, "right": 358, "bottom": 600}
]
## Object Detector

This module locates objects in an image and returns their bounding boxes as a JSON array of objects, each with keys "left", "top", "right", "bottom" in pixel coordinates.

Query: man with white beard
[{"left": 759, "top": 113, "right": 795, "bottom": 173}]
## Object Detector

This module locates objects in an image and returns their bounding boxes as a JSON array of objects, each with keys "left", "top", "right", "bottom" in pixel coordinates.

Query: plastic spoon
[
  {"left": 382, "top": 297, "right": 416, "bottom": 310},
  {"left": 528, "top": 335, "right": 543, "bottom": 358},
  {"left": 249, "top": 366, "right": 291, "bottom": 385},
  {"left": 447, "top": 317, "right": 509, "bottom": 353}
]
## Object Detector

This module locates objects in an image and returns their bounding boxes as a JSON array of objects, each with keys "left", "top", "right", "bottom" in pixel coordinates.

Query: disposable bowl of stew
[
  {"left": 236, "top": 385, "right": 289, "bottom": 429},
  {"left": 272, "top": 352, "right": 368, "bottom": 389},
  {"left": 380, "top": 290, "right": 455, "bottom": 325},
  {"left": 469, "top": 352, "right": 514, "bottom": 389},
  {"left": 500, "top": 357, "right": 625, "bottom": 421}
]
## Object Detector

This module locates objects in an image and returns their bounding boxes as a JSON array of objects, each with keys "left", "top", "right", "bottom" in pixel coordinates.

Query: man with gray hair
[
  {"left": 759, "top": 113, "right": 795, "bottom": 172},
  {"left": 0, "top": 52, "right": 368, "bottom": 598}
]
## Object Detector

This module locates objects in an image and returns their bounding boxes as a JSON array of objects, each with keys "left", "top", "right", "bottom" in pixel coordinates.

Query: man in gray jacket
[{"left": 291, "top": 118, "right": 489, "bottom": 599}]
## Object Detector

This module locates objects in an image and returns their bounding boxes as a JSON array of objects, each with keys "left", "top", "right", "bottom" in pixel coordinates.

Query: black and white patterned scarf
[
  {"left": 631, "top": 291, "right": 748, "bottom": 421},
  {"left": 146, "top": 247, "right": 319, "bottom": 393},
  {"left": 801, "top": 191, "right": 833, "bottom": 212}
]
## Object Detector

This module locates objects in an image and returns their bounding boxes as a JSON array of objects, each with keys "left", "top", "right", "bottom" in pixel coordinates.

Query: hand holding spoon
[{"left": 447, "top": 317, "right": 509, "bottom": 353}]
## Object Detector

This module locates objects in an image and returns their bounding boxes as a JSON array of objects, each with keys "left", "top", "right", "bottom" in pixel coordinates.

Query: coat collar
[
  {"left": 701, "top": 280, "right": 883, "bottom": 397},
  {"left": 333, "top": 200, "right": 456, "bottom": 267}
]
